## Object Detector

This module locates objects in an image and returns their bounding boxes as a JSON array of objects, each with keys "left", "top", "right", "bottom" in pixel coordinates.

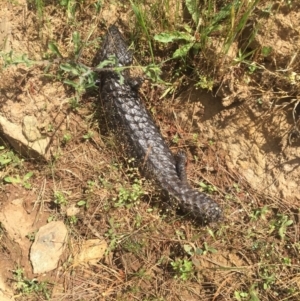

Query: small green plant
[
  {"left": 105, "top": 218, "right": 121, "bottom": 253},
  {"left": 170, "top": 258, "right": 194, "bottom": 281},
  {"left": 269, "top": 214, "right": 293, "bottom": 240},
  {"left": 67, "top": 97, "right": 79, "bottom": 110},
  {"left": 54, "top": 191, "right": 69, "bottom": 206},
  {"left": 62, "top": 133, "right": 72, "bottom": 145},
  {"left": 0, "top": 146, "right": 13, "bottom": 167},
  {"left": 133, "top": 213, "right": 143, "bottom": 228},
  {"left": 234, "top": 48, "right": 256, "bottom": 66},
  {"left": 154, "top": 0, "right": 257, "bottom": 58},
  {"left": 77, "top": 180, "right": 96, "bottom": 208},
  {"left": 198, "top": 242, "right": 217, "bottom": 255},
  {"left": 250, "top": 206, "right": 270, "bottom": 221},
  {"left": 94, "top": 0, "right": 102, "bottom": 13},
  {"left": 282, "top": 257, "right": 291, "bottom": 265},
  {"left": 60, "top": 62, "right": 97, "bottom": 95},
  {"left": 86, "top": 180, "right": 96, "bottom": 191},
  {"left": 130, "top": 0, "right": 155, "bottom": 61},
  {"left": 234, "top": 290, "right": 249, "bottom": 300},
  {"left": 199, "top": 181, "right": 217, "bottom": 194},
  {"left": 47, "top": 215, "right": 58, "bottom": 222},
  {"left": 47, "top": 124, "right": 54, "bottom": 132},
  {"left": 0, "top": 146, "right": 23, "bottom": 169},
  {"left": 232, "top": 183, "right": 240, "bottom": 193},
  {"left": 123, "top": 239, "right": 144, "bottom": 255},
  {"left": 113, "top": 179, "right": 144, "bottom": 208},
  {"left": 172, "top": 133, "right": 180, "bottom": 144},
  {"left": 4, "top": 172, "right": 33, "bottom": 189},
  {"left": 141, "top": 63, "right": 163, "bottom": 83},
  {"left": 0, "top": 50, "right": 36, "bottom": 69},
  {"left": 83, "top": 131, "right": 94, "bottom": 141},
  {"left": 67, "top": 215, "right": 78, "bottom": 225},
  {"left": 13, "top": 268, "right": 50, "bottom": 299},
  {"left": 259, "top": 267, "right": 276, "bottom": 290},
  {"left": 47, "top": 32, "right": 99, "bottom": 105},
  {"left": 77, "top": 200, "right": 89, "bottom": 209},
  {"left": 154, "top": 28, "right": 199, "bottom": 60},
  {"left": 261, "top": 46, "right": 272, "bottom": 57},
  {"left": 60, "top": 0, "right": 77, "bottom": 21},
  {"left": 26, "top": 231, "right": 37, "bottom": 242},
  {"left": 195, "top": 75, "right": 214, "bottom": 91},
  {"left": 27, "top": 0, "right": 45, "bottom": 20},
  {"left": 234, "top": 285, "right": 260, "bottom": 301},
  {"left": 183, "top": 244, "right": 194, "bottom": 256}
]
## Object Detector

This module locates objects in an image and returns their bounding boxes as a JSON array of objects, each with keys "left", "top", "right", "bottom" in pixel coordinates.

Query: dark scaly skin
[
  {"left": 175, "top": 151, "right": 189, "bottom": 184},
  {"left": 97, "top": 25, "right": 222, "bottom": 223}
]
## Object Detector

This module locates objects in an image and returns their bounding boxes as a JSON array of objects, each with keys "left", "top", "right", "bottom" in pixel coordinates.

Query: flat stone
[
  {"left": 30, "top": 221, "right": 68, "bottom": 274},
  {"left": 73, "top": 239, "right": 107, "bottom": 266},
  {"left": 22, "top": 115, "right": 41, "bottom": 142},
  {"left": 0, "top": 114, "right": 50, "bottom": 160}
]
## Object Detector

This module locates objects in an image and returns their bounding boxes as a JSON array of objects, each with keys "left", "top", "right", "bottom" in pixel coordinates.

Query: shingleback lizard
[{"left": 96, "top": 25, "right": 222, "bottom": 223}]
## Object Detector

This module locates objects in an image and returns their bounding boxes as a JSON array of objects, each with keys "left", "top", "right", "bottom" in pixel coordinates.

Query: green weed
[
  {"left": 250, "top": 206, "right": 270, "bottom": 221},
  {"left": 114, "top": 178, "right": 144, "bottom": 208},
  {"left": 0, "top": 51, "right": 36, "bottom": 69},
  {"left": 123, "top": 239, "right": 144, "bottom": 255},
  {"left": 172, "top": 133, "right": 180, "bottom": 144},
  {"left": 13, "top": 268, "right": 51, "bottom": 299},
  {"left": 77, "top": 200, "right": 89, "bottom": 209},
  {"left": 198, "top": 242, "right": 218, "bottom": 255},
  {"left": 4, "top": 172, "right": 33, "bottom": 189},
  {"left": 153, "top": 0, "right": 258, "bottom": 57},
  {"left": 62, "top": 133, "right": 72, "bottom": 145},
  {"left": 0, "top": 146, "right": 23, "bottom": 169},
  {"left": 47, "top": 214, "right": 58, "bottom": 223},
  {"left": 170, "top": 258, "right": 194, "bottom": 281},
  {"left": 234, "top": 290, "right": 249, "bottom": 300},
  {"left": 67, "top": 215, "right": 78, "bottom": 225},
  {"left": 82, "top": 131, "right": 94, "bottom": 141},
  {"left": 104, "top": 218, "right": 121, "bottom": 253},
  {"left": 54, "top": 191, "right": 69, "bottom": 206},
  {"left": 199, "top": 181, "right": 217, "bottom": 194},
  {"left": 258, "top": 267, "right": 276, "bottom": 290},
  {"left": 234, "top": 285, "right": 260, "bottom": 301},
  {"left": 60, "top": 0, "right": 78, "bottom": 22},
  {"left": 60, "top": 62, "right": 97, "bottom": 95},
  {"left": 269, "top": 214, "right": 293, "bottom": 240},
  {"left": 26, "top": 231, "right": 37, "bottom": 242},
  {"left": 94, "top": 0, "right": 102, "bottom": 14},
  {"left": 130, "top": 0, "right": 155, "bottom": 61},
  {"left": 194, "top": 75, "right": 214, "bottom": 90}
]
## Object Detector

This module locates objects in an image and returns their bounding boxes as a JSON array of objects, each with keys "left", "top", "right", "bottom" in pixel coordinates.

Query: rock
[
  {"left": 73, "top": 239, "right": 107, "bottom": 266},
  {"left": 66, "top": 204, "right": 80, "bottom": 217},
  {"left": 30, "top": 221, "right": 68, "bottom": 274},
  {"left": 0, "top": 114, "right": 50, "bottom": 160},
  {"left": 22, "top": 115, "right": 41, "bottom": 142}
]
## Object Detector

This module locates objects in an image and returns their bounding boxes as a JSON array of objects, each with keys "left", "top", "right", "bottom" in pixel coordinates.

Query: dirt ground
[{"left": 0, "top": 1, "right": 299, "bottom": 300}]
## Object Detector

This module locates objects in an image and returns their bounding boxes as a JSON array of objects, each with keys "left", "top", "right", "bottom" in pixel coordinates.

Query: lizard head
[{"left": 100, "top": 25, "right": 133, "bottom": 67}]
